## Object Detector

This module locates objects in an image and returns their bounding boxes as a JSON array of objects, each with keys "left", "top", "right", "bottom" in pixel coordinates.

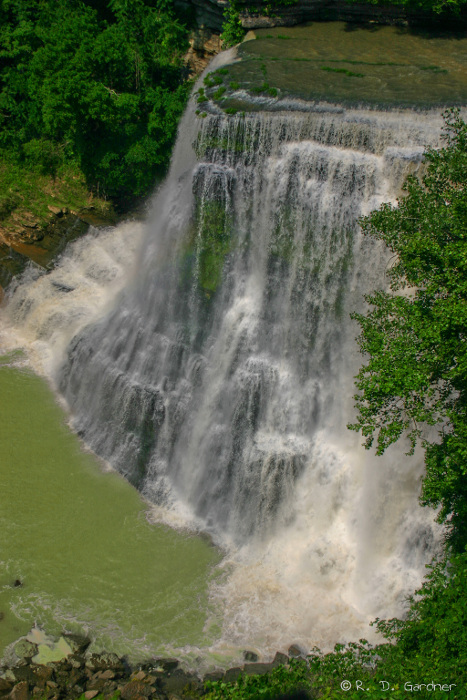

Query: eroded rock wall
[{"left": 176, "top": 0, "right": 463, "bottom": 32}]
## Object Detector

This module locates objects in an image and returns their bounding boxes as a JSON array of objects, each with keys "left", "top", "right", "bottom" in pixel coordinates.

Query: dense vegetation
[
  {"left": 350, "top": 109, "right": 467, "bottom": 553},
  {"left": 220, "top": 3, "right": 245, "bottom": 48},
  {"left": 346, "top": 0, "right": 467, "bottom": 13},
  {"left": 0, "top": 0, "right": 190, "bottom": 207}
]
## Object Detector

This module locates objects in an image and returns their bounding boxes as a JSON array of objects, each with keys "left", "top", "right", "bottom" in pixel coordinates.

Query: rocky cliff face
[
  {"left": 177, "top": 0, "right": 227, "bottom": 31},
  {"left": 237, "top": 0, "right": 419, "bottom": 30},
  {"left": 176, "top": 0, "right": 461, "bottom": 32},
  {"left": 184, "top": 26, "right": 223, "bottom": 75}
]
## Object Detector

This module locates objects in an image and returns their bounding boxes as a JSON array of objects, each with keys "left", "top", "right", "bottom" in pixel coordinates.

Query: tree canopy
[
  {"left": 0, "top": 0, "right": 190, "bottom": 205},
  {"left": 345, "top": 0, "right": 467, "bottom": 15},
  {"left": 349, "top": 109, "right": 467, "bottom": 551}
]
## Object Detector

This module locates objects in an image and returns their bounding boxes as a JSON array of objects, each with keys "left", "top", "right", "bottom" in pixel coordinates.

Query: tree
[
  {"left": 221, "top": 3, "right": 245, "bottom": 48},
  {"left": 0, "top": 0, "right": 190, "bottom": 205},
  {"left": 374, "top": 550, "right": 467, "bottom": 680},
  {"left": 345, "top": 0, "right": 467, "bottom": 15},
  {"left": 349, "top": 109, "right": 467, "bottom": 551}
]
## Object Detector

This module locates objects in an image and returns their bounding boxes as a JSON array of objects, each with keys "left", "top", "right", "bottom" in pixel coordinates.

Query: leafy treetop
[
  {"left": 345, "top": 0, "right": 467, "bottom": 14},
  {"left": 0, "top": 0, "right": 190, "bottom": 205},
  {"left": 349, "top": 109, "right": 467, "bottom": 551}
]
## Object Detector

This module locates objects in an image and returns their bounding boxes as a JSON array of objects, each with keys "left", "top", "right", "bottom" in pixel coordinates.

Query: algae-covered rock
[
  {"left": 31, "top": 637, "right": 73, "bottom": 665},
  {"left": 288, "top": 643, "right": 306, "bottom": 658},
  {"left": 69, "top": 654, "right": 85, "bottom": 668},
  {"left": 62, "top": 633, "right": 91, "bottom": 655},
  {"left": 272, "top": 651, "right": 289, "bottom": 666},
  {"left": 203, "top": 670, "right": 223, "bottom": 682},
  {"left": 160, "top": 668, "right": 200, "bottom": 695},
  {"left": 85, "top": 652, "right": 122, "bottom": 672},
  {"left": 13, "top": 639, "right": 38, "bottom": 659},
  {"left": 224, "top": 667, "right": 242, "bottom": 682},
  {"left": 11, "top": 665, "right": 36, "bottom": 685},
  {"left": 153, "top": 657, "right": 179, "bottom": 673}
]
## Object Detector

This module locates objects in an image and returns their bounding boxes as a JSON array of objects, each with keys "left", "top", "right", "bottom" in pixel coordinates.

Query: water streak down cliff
[{"left": 7, "top": 93, "right": 445, "bottom": 651}]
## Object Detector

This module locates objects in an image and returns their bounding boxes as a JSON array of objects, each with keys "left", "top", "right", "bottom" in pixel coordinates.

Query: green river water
[{"left": 0, "top": 354, "right": 220, "bottom": 662}]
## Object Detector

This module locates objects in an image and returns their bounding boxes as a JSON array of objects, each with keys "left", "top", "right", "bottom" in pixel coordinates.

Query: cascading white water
[{"left": 4, "top": 95, "right": 446, "bottom": 657}]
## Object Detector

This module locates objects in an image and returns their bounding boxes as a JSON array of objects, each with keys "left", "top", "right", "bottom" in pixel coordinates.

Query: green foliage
[
  {"left": 344, "top": 0, "right": 467, "bottom": 14},
  {"left": 213, "top": 86, "right": 226, "bottom": 99},
  {"left": 0, "top": 0, "right": 190, "bottom": 206},
  {"left": 306, "top": 609, "right": 466, "bottom": 698},
  {"left": 0, "top": 152, "right": 112, "bottom": 229},
  {"left": 195, "top": 201, "right": 233, "bottom": 292},
  {"left": 321, "top": 66, "right": 365, "bottom": 78},
  {"left": 374, "top": 551, "right": 467, "bottom": 682},
  {"left": 76, "top": 694, "right": 120, "bottom": 700},
  {"left": 21, "top": 139, "right": 64, "bottom": 177},
  {"left": 420, "top": 65, "right": 448, "bottom": 73},
  {"left": 251, "top": 81, "right": 278, "bottom": 96},
  {"left": 349, "top": 109, "right": 467, "bottom": 550},
  {"left": 0, "top": 188, "right": 20, "bottom": 219},
  {"left": 221, "top": 3, "right": 245, "bottom": 48},
  {"left": 202, "top": 588, "right": 467, "bottom": 700},
  {"left": 204, "top": 659, "right": 311, "bottom": 699}
]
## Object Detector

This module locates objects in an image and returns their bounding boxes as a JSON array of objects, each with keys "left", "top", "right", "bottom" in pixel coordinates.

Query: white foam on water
[{"left": 1, "top": 221, "right": 144, "bottom": 376}]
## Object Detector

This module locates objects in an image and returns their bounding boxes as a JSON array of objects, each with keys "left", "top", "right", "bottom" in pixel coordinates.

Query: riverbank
[
  {"left": 0, "top": 631, "right": 308, "bottom": 700},
  {"left": 0, "top": 159, "right": 118, "bottom": 292}
]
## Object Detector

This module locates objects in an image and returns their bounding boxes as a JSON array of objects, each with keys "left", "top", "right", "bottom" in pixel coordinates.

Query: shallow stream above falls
[
  {"left": 214, "top": 22, "right": 467, "bottom": 111},
  {"left": 1, "top": 21, "right": 465, "bottom": 667}
]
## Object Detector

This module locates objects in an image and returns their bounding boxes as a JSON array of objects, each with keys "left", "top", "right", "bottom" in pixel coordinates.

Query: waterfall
[
  {"left": 4, "top": 97, "right": 445, "bottom": 655},
  {"left": 57, "top": 107, "right": 440, "bottom": 536}
]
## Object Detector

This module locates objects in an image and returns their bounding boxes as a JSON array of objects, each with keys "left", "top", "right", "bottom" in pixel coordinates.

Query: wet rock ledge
[
  {"left": 0, "top": 206, "right": 118, "bottom": 293},
  {"left": 0, "top": 634, "right": 309, "bottom": 700}
]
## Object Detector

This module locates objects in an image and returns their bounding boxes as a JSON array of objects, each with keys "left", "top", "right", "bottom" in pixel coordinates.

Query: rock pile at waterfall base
[{"left": 0, "top": 634, "right": 306, "bottom": 700}]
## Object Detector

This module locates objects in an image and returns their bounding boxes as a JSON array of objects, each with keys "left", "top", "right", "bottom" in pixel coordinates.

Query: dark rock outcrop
[
  {"left": 177, "top": 0, "right": 467, "bottom": 32},
  {"left": 243, "top": 650, "right": 259, "bottom": 662},
  {"left": 1, "top": 632, "right": 308, "bottom": 699},
  {"left": 185, "top": 26, "right": 223, "bottom": 75},
  {"left": 288, "top": 644, "right": 307, "bottom": 659}
]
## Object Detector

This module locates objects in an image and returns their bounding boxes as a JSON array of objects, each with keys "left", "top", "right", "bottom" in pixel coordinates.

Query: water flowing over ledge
[{"left": 4, "top": 95, "right": 447, "bottom": 656}]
